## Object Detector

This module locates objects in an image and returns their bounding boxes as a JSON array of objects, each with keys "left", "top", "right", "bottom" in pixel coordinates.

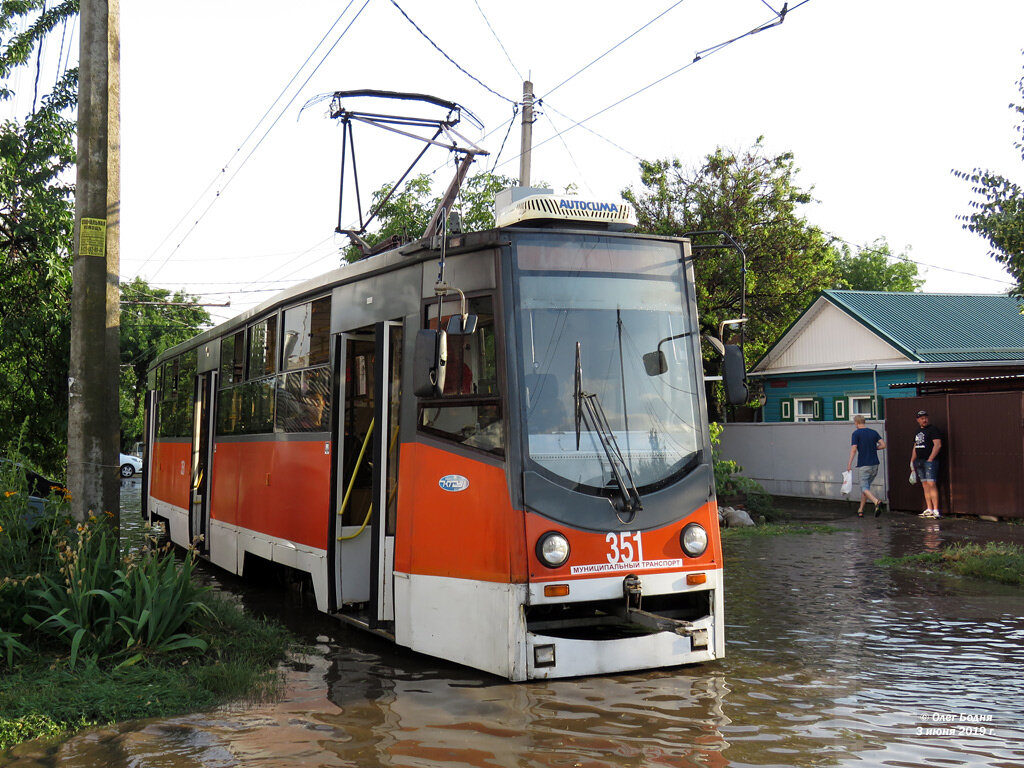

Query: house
[
  {"left": 750, "top": 290, "right": 1024, "bottom": 422},
  {"left": 718, "top": 291, "right": 1024, "bottom": 509}
]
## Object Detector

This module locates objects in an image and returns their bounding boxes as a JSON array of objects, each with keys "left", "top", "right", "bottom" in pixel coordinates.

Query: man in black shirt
[{"left": 910, "top": 410, "right": 943, "bottom": 518}]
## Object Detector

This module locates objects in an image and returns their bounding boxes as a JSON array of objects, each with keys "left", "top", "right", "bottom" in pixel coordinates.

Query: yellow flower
[
  {"left": 4, "top": 491, "right": 16, "bottom": 497},
  {"left": 0, "top": 524, "right": 4, "bottom": 533}
]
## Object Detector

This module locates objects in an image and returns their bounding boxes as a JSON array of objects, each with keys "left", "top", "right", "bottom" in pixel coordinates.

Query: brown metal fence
[{"left": 885, "top": 392, "right": 1024, "bottom": 519}]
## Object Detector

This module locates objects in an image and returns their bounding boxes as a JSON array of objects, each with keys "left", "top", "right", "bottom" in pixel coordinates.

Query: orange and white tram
[{"left": 143, "top": 193, "right": 738, "bottom": 680}]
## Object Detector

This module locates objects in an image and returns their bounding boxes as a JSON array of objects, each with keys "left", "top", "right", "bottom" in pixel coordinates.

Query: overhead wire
[
  {"left": 539, "top": 0, "right": 690, "bottom": 101},
  {"left": 473, "top": 0, "right": 523, "bottom": 81},
  {"left": 140, "top": 0, "right": 371, "bottom": 281},
  {"left": 539, "top": 108, "right": 593, "bottom": 194},
  {"left": 826, "top": 233, "right": 1017, "bottom": 288},
  {"left": 494, "top": 1, "right": 808, "bottom": 175},
  {"left": 389, "top": 0, "right": 516, "bottom": 105}
]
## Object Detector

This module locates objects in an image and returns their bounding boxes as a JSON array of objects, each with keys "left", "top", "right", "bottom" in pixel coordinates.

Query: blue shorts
[
  {"left": 913, "top": 459, "right": 938, "bottom": 483},
  {"left": 857, "top": 464, "right": 878, "bottom": 491}
]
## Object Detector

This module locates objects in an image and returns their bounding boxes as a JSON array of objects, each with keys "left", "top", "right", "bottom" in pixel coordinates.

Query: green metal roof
[{"left": 824, "top": 290, "right": 1024, "bottom": 362}]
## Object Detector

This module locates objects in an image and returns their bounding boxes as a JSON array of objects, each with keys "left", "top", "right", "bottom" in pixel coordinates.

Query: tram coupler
[{"left": 618, "top": 574, "right": 709, "bottom": 649}]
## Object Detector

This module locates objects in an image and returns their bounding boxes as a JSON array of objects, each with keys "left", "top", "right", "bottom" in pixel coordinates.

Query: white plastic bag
[
  {"left": 840, "top": 470, "right": 853, "bottom": 495},
  {"left": 909, "top": 469, "right": 917, "bottom": 485}
]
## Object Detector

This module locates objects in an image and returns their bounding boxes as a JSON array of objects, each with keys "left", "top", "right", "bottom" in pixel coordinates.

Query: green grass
[
  {"left": 0, "top": 590, "right": 292, "bottom": 750},
  {"left": 722, "top": 522, "right": 843, "bottom": 538},
  {"left": 877, "top": 542, "right": 1024, "bottom": 586}
]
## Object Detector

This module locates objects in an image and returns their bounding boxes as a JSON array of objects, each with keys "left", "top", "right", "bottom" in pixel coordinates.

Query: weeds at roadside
[
  {"left": 877, "top": 542, "right": 1024, "bottom": 586},
  {"left": 0, "top": 440, "right": 293, "bottom": 750},
  {"left": 722, "top": 523, "right": 843, "bottom": 538}
]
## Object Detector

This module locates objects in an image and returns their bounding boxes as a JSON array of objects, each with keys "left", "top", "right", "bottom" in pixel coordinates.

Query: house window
[
  {"left": 794, "top": 397, "right": 821, "bottom": 422},
  {"left": 850, "top": 396, "right": 875, "bottom": 419}
]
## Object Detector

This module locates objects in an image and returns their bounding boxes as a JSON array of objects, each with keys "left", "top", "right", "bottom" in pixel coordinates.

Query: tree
[
  {"left": 623, "top": 140, "right": 839, "bottom": 377},
  {"left": 834, "top": 239, "right": 923, "bottom": 292},
  {"left": 0, "top": 1, "right": 79, "bottom": 473},
  {"left": 343, "top": 171, "right": 516, "bottom": 261},
  {"left": 119, "top": 278, "right": 211, "bottom": 447},
  {"left": 955, "top": 57, "right": 1024, "bottom": 296}
]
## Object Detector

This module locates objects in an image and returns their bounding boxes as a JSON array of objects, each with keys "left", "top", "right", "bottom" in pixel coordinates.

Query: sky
[{"left": 14, "top": 0, "right": 1024, "bottom": 326}]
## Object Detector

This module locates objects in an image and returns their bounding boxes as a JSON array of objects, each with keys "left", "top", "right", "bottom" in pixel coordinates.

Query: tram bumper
[{"left": 524, "top": 569, "right": 723, "bottom": 679}]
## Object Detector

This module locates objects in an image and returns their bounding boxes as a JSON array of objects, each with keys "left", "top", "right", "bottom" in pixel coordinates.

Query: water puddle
[{"left": 5, "top": 493, "right": 1024, "bottom": 767}]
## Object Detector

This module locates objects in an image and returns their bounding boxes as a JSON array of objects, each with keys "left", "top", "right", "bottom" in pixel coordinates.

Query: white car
[{"left": 119, "top": 453, "right": 143, "bottom": 478}]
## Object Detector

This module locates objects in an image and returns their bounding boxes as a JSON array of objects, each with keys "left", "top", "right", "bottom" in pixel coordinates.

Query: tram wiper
[{"left": 574, "top": 341, "right": 642, "bottom": 518}]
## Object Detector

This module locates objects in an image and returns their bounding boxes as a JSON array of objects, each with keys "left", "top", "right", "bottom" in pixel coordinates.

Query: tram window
[
  {"left": 421, "top": 404, "right": 503, "bottom": 454},
  {"left": 283, "top": 297, "right": 330, "bottom": 371},
  {"left": 424, "top": 296, "right": 498, "bottom": 396},
  {"left": 216, "top": 387, "right": 243, "bottom": 436},
  {"left": 160, "top": 359, "right": 176, "bottom": 401},
  {"left": 220, "top": 330, "right": 245, "bottom": 386},
  {"left": 243, "top": 377, "right": 276, "bottom": 434},
  {"left": 175, "top": 352, "right": 197, "bottom": 436},
  {"left": 247, "top": 316, "right": 278, "bottom": 379},
  {"left": 419, "top": 295, "right": 503, "bottom": 455},
  {"left": 277, "top": 367, "right": 331, "bottom": 432}
]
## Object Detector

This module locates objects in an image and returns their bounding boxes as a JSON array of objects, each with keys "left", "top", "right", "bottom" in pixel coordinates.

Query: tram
[{"left": 143, "top": 189, "right": 746, "bottom": 680}]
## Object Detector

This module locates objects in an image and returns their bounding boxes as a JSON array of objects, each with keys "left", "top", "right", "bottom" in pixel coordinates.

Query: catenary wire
[
  {"left": 473, "top": 0, "right": 523, "bottom": 81},
  {"left": 134, "top": 0, "right": 361, "bottom": 277},
  {"left": 827, "top": 233, "right": 1017, "bottom": 288},
  {"left": 143, "top": 0, "right": 372, "bottom": 282},
  {"left": 494, "top": 1, "right": 807, "bottom": 175},
  {"left": 389, "top": 0, "right": 517, "bottom": 105},
  {"left": 540, "top": 0, "right": 690, "bottom": 101}
]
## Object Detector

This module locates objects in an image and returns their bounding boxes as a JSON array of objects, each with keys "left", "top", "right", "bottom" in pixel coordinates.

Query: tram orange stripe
[{"left": 394, "top": 442, "right": 527, "bottom": 583}]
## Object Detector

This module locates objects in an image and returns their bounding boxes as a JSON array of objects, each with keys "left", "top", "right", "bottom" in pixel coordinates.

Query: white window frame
[
  {"left": 849, "top": 396, "right": 875, "bottom": 419},
  {"left": 794, "top": 397, "right": 817, "bottom": 423}
]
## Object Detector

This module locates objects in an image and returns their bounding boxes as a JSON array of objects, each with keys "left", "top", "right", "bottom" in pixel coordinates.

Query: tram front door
[{"left": 332, "top": 321, "right": 402, "bottom": 629}]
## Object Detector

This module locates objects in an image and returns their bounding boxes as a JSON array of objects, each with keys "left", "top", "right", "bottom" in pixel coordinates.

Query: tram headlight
[
  {"left": 536, "top": 532, "right": 570, "bottom": 568},
  {"left": 680, "top": 523, "right": 708, "bottom": 557}
]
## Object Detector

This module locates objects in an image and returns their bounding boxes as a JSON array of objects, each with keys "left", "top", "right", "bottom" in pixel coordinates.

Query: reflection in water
[{"left": 6, "top": 499, "right": 1024, "bottom": 768}]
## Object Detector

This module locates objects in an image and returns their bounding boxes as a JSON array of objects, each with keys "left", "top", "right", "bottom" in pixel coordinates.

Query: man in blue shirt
[{"left": 847, "top": 414, "right": 886, "bottom": 517}]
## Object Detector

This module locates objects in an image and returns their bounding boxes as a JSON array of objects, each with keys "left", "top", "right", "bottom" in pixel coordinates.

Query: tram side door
[
  {"left": 332, "top": 322, "right": 402, "bottom": 628},
  {"left": 190, "top": 371, "right": 216, "bottom": 553}
]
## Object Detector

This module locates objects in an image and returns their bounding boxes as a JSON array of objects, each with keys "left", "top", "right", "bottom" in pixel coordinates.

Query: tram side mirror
[
  {"left": 723, "top": 344, "right": 749, "bottom": 406},
  {"left": 413, "top": 329, "right": 448, "bottom": 397},
  {"left": 446, "top": 313, "right": 478, "bottom": 336},
  {"left": 643, "top": 350, "right": 668, "bottom": 376}
]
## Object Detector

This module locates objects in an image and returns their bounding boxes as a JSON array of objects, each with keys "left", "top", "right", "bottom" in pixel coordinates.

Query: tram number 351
[{"left": 606, "top": 531, "right": 644, "bottom": 564}]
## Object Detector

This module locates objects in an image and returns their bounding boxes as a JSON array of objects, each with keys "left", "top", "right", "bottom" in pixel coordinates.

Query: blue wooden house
[{"left": 749, "top": 291, "right": 1024, "bottom": 422}]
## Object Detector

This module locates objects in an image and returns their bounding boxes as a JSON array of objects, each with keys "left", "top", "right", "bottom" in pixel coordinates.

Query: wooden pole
[{"left": 69, "top": 0, "right": 121, "bottom": 526}]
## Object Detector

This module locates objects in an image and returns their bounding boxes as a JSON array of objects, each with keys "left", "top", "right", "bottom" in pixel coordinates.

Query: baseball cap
[{"left": 916, "top": 410, "right": 928, "bottom": 417}]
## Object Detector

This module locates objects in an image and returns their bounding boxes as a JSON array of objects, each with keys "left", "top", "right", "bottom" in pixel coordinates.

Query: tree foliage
[
  {"left": 120, "top": 278, "right": 211, "bottom": 447},
  {"left": 833, "top": 239, "right": 923, "bottom": 292},
  {"left": 343, "top": 170, "right": 516, "bottom": 261},
  {"left": 0, "top": 1, "right": 79, "bottom": 473},
  {"left": 955, "top": 56, "right": 1024, "bottom": 296},
  {"left": 623, "top": 140, "right": 839, "bottom": 373}
]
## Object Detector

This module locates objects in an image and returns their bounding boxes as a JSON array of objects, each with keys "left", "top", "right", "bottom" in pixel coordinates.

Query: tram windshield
[{"left": 514, "top": 233, "right": 701, "bottom": 492}]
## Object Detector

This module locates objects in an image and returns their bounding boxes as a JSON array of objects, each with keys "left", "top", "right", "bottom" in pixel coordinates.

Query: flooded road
[{"left": 5, "top": 486, "right": 1024, "bottom": 767}]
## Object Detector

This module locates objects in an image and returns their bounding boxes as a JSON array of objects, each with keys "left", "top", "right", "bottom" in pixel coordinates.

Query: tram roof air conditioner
[{"left": 494, "top": 187, "right": 637, "bottom": 231}]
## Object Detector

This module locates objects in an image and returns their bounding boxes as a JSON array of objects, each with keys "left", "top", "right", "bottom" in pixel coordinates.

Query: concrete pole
[
  {"left": 519, "top": 80, "right": 534, "bottom": 188},
  {"left": 69, "top": 0, "right": 121, "bottom": 525}
]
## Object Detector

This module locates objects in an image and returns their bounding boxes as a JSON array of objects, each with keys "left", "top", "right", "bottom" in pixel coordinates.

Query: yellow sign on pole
[{"left": 80, "top": 217, "right": 107, "bottom": 257}]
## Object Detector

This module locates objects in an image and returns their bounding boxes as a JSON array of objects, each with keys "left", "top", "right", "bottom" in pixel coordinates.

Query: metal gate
[{"left": 885, "top": 392, "right": 1024, "bottom": 518}]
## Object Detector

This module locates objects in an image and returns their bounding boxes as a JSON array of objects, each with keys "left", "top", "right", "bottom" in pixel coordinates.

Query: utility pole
[
  {"left": 69, "top": 0, "right": 121, "bottom": 525},
  {"left": 519, "top": 80, "right": 534, "bottom": 187}
]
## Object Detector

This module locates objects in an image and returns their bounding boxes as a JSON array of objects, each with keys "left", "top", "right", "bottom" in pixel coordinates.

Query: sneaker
[
  {"left": 918, "top": 509, "right": 934, "bottom": 517},
  {"left": 923, "top": 509, "right": 940, "bottom": 519}
]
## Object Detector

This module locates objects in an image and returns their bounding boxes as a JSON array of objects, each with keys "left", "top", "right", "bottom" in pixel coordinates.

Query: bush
[{"left": 709, "top": 422, "right": 778, "bottom": 520}]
